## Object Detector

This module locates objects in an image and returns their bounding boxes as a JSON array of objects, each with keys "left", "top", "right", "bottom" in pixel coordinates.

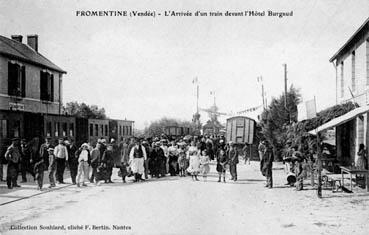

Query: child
[
  {"left": 34, "top": 156, "right": 46, "bottom": 191},
  {"left": 48, "top": 148, "right": 56, "bottom": 188},
  {"left": 200, "top": 150, "right": 210, "bottom": 181},
  {"left": 177, "top": 145, "right": 187, "bottom": 177},
  {"left": 216, "top": 149, "right": 228, "bottom": 183}
]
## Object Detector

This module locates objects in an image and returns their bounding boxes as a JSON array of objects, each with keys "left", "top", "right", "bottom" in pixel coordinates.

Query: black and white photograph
[{"left": 0, "top": 0, "right": 369, "bottom": 234}]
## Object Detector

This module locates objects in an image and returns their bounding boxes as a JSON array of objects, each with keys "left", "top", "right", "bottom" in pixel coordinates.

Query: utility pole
[
  {"left": 283, "top": 63, "right": 288, "bottom": 108},
  {"left": 257, "top": 76, "right": 265, "bottom": 110}
]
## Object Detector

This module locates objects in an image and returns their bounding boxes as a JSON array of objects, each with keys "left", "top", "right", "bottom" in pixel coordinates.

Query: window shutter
[
  {"left": 50, "top": 74, "right": 54, "bottom": 102},
  {"left": 8, "top": 62, "right": 17, "bottom": 96},
  {"left": 40, "top": 71, "right": 45, "bottom": 100},
  {"left": 21, "top": 66, "right": 26, "bottom": 97}
]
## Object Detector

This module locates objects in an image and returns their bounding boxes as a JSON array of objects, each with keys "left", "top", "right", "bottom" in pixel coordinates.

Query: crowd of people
[{"left": 2, "top": 134, "right": 267, "bottom": 191}]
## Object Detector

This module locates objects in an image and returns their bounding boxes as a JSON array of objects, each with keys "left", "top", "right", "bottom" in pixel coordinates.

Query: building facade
[
  {"left": 0, "top": 34, "right": 67, "bottom": 156},
  {"left": 330, "top": 17, "right": 369, "bottom": 164}
]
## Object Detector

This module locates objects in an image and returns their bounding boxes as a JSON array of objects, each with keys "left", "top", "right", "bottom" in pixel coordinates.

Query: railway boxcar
[{"left": 226, "top": 116, "right": 255, "bottom": 144}]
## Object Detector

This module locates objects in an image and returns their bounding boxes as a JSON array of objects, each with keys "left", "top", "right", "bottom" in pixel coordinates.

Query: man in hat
[
  {"left": 228, "top": 141, "right": 239, "bottom": 181},
  {"left": 53, "top": 138, "right": 69, "bottom": 184},
  {"left": 150, "top": 142, "right": 164, "bottom": 178},
  {"left": 39, "top": 137, "right": 53, "bottom": 170},
  {"left": 141, "top": 140, "right": 151, "bottom": 179},
  {"left": 261, "top": 141, "right": 274, "bottom": 188},
  {"left": 101, "top": 144, "right": 114, "bottom": 183},
  {"left": 20, "top": 138, "right": 34, "bottom": 182},
  {"left": 47, "top": 147, "right": 56, "bottom": 188},
  {"left": 90, "top": 142, "right": 101, "bottom": 183},
  {"left": 258, "top": 140, "right": 267, "bottom": 173},
  {"left": 5, "top": 138, "right": 21, "bottom": 189},
  {"left": 75, "top": 143, "right": 91, "bottom": 187},
  {"left": 129, "top": 138, "right": 147, "bottom": 182},
  {"left": 66, "top": 139, "right": 78, "bottom": 185}
]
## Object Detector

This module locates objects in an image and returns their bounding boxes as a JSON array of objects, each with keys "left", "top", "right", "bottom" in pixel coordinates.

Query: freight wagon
[{"left": 226, "top": 116, "right": 255, "bottom": 144}]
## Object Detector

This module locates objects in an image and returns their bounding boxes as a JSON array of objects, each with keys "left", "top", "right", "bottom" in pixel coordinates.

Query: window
[
  {"left": 0, "top": 120, "right": 8, "bottom": 138},
  {"left": 46, "top": 122, "right": 52, "bottom": 137},
  {"left": 69, "top": 123, "right": 74, "bottom": 136},
  {"left": 62, "top": 122, "right": 67, "bottom": 136},
  {"left": 100, "top": 125, "right": 104, "bottom": 136},
  {"left": 89, "top": 124, "right": 93, "bottom": 137},
  {"left": 352, "top": 51, "right": 356, "bottom": 92},
  {"left": 54, "top": 122, "right": 59, "bottom": 137},
  {"left": 119, "top": 126, "right": 122, "bottom": 135},
  {"left": 14, "top": 121, "right": 20, "bottom": 137},
  {"left": 123, "top": 126, "right": 126, "bottom": 136},
  {"left": 40, "top": 71, "right": 54, "bottom": 102},
  {"left": 95, "top": 124, "right": 98, "bottom": 136},
  {"left": 105, "top": 125, "right": 108, "bottom": 136},
  {"left": 340, "top": 61, "right": 344, "bottom": 98},
  {"left": 8, "top": 62, "right": 25, "bottom": 97},
  {"left": 129, "top": 126, "right": 132, "bottom": 136}
]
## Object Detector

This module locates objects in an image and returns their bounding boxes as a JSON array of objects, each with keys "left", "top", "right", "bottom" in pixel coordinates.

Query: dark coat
[
  {"left": 101, "top": 150, "right": 114, "bottom": 167},
  {"left": 228, "top": 148, "right": 239, "bottom": 165}
]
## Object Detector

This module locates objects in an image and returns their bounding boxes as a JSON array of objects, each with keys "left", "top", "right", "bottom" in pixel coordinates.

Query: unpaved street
[{"left": 1, "top": 162, "right": 369, "bottom": 235}]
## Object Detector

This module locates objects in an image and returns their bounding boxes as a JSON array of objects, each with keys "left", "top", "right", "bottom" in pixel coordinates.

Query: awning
[{"left": 309, "top": 105, "right": 369, "bottom": 135}]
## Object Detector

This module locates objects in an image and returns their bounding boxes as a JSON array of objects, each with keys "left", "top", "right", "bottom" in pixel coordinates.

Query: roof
[
  {"left": 309, "top": 105, "right": 369, "bottom": 135},
  {"left": 0, "top": 35, "right": 66, "bottom": 74},
  {"left": 226, "top": 115, "right": 255, "bottom": 122},
  {"left": 329, "top": 17, "right": 369, "bottom": 62}
]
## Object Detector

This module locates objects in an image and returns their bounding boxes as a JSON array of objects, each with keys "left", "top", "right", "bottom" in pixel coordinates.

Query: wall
[
  {"left": 0, "top": 56, "right": 63, "bottom": 115},
  {"left": 336, "top": 31, "right": 369, "bottom": 106}
]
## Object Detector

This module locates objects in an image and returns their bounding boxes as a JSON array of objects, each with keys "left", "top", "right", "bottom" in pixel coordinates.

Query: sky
[{"left": 1, "top": 0, "right": 368, "bottom": 129}]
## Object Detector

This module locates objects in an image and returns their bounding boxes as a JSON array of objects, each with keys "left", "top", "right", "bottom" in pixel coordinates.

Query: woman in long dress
[
  {"left": 187, "top": 141, "right": 200, "bottom": 181},
  {"left": 200, "top": 150, "right": 210, "bottom": 181},
  {"left": 356, "top": 144, "right": 367, "bottom": 170}
]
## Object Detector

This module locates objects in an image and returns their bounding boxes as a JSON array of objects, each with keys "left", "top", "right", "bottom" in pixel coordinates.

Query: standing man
[
  {"left": 119, "top": 138, "right": 130, "bottom": 183},
  {"left": 20, "top": 139, "right": 34, "bottom": 182},
  {"left": 150, "top": 142, "right": 165, "bottom": 178},
  {"left": 129, "top": 138, "right": 147, "bottom": 182},
  {"left": 66, "top": 139, "right": 78, "bottom": 185},
  {"left": 258, "top": 141, "right": 266, "bottom": 172},
  {"left": 101, "top": 144, "right": 114, "bottom": 183},
  {"left": 142, "top": 140, "right": 151, "bottom": 179},
  {"left": 90, "top": 142, "right": 101, "bottom": 183},
  {"left": 262, "top": 141, "right": 274, "bottom": 188},
  {"left": 54, "top": 138, "right": 68, "bottom": 184},
  {"left": 39, "top": 137, "right": 53, "bottom": 170},
  {"left": 228, "top": 142, "right": 239, "bottom": 181},
  {"left": 5, "top": 138, "right": 21, "bottom": 189}
]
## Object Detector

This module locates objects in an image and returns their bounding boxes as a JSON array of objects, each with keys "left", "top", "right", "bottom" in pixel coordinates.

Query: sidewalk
[{"left": 0, "top": 169, "right": 73, "bottom": 205}]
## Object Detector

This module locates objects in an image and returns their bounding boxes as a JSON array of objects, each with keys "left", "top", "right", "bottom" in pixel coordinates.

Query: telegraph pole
[
  {"left": 257, "top": 76, "right": 266, "bottom": 110},
  {"left": 283, "top": 63, "right": 288, "bottom": 108}
]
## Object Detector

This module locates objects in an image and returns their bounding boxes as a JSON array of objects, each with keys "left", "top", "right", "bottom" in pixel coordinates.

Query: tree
[
  {"left": 283, "top": 101, "right": 357, "bottom": 157},
  {"left": 64, "top": 101, "right": 107, "bottom": 119},
  {"left": 260, "top": 86, "right": 301, "bottom": 160}
]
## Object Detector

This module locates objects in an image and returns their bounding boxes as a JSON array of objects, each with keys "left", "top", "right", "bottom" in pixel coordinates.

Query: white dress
[{"left": 187, "top": 146, "right": 200, "bottom": 174}]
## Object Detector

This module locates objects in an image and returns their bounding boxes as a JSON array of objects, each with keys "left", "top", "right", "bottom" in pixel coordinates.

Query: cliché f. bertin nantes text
[
  {"left": 10, "top": 224, "right": 132, "bottom": 231},
  {"left": 75, "top": 10, "right": 293, "bottom": 18}
]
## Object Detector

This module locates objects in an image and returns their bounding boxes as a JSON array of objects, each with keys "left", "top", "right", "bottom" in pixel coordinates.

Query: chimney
[
  {"left": 27, "top": 35, "right": 38, "bottom": 52},
  {"left": 11, "top": 35, "right": 23, "bottom": 43}
]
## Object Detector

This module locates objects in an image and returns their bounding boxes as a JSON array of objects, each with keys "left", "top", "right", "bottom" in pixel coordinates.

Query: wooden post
[{"left": 317, "top": 133, "right": 322, "bottom": 198}]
